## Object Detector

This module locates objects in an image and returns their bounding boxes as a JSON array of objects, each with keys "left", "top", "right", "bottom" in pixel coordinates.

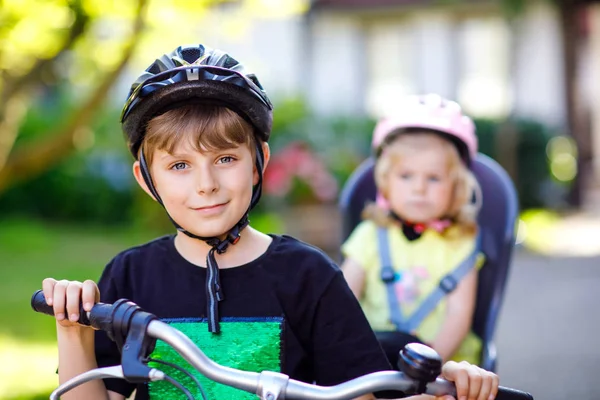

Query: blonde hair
[
  {"left": 141, "top": 104, "right": 257, "bottom": 165},
  {"left": 364, "top": 131, "right": 481, "bottom": 236}
]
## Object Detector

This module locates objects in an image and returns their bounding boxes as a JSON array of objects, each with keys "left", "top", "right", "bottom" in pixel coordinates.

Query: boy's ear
[
  {"left": 253, "top": 142, "right": 270, "bottom": 185},
  {"left": 132, "top": 161, "right": 158, "bottom": 202}
]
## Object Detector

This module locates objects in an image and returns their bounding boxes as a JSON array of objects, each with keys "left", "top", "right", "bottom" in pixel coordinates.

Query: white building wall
[
  {"left": 306, "top": 12, "right": 366, "bottom": 115},
  {"left": 511, "top": 2, "right": 566, "bottom": 126}
]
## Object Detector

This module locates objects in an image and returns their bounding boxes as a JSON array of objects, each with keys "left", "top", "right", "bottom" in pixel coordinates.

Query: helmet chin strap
[{"left": 138, "top": 143, "right": 264, "bottom": 334}]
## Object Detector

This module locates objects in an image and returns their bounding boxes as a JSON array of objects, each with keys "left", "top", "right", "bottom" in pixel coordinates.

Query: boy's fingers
[
  {"left": 81, "top": 280, "right": 99, "bottom": 311},
  {"left": 66, "top": 281, "right": 83, "bottom": 321},
  {"left": 42, "top": 278, "right": 57, "bottom": 306},
  {"left": 52, "top": 280, "right": 69, "bottom": 321}
]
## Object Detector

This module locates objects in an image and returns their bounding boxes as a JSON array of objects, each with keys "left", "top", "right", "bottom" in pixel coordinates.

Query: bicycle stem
[{"left": 147, "top": 320, "right": 262, "bottom": 394}]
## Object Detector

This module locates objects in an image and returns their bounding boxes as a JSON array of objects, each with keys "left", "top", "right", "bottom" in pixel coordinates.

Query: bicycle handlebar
[{"left": 31, "top": 290, "right": 533, "bottom": 400}]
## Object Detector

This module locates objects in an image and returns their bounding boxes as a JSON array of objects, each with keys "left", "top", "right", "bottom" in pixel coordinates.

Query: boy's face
[{"left": 134, "top": 140, "right": 269, "bottom": 238}]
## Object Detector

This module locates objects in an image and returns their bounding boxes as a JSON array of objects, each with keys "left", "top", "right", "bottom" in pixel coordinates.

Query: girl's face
[{"left": 384, "top": 144, "right": 455, "bottom": 223}]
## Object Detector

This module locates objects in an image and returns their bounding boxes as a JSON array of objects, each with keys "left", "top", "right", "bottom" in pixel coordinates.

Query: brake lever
[{"left": 121, "top": 310, "right": 158, "bottom": 383}]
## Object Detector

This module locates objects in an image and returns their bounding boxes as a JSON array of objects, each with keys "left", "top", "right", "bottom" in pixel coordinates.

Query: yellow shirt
[{"left": 342, "top": 220, "right": 483, "bottom": 364}]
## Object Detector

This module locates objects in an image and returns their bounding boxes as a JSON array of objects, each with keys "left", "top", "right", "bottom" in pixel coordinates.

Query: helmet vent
[
  {"left": 222, "top": 56, "right": 239, "bottom": 69},
  {"left": 148, "top": 63, "right": 161, "bottom": 74},
  {"left": 247, "top": 74, "right": 263, "bottom": 89},
  {"left": 181, "top": 48, "right": 201, "bottom": 64}
]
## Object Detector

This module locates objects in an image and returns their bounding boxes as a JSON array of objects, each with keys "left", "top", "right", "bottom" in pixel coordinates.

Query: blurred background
[{"left": 1, "top": 0, "right": 599, "bottom": 399}]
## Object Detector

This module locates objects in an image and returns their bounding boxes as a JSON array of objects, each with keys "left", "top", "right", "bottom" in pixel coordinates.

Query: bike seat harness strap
[{"left": 377, "top": 226, "right": 481, "bottom": 333}]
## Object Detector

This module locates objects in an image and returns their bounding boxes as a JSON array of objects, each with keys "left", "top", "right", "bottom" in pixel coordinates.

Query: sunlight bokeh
[{"left": 0, "top": 336, "right": 56, "bottom": 399}]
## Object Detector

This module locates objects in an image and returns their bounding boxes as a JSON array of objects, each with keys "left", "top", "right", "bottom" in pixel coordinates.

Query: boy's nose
[{"left": 195, "top": 169, "right": 219, "bottom": 194}]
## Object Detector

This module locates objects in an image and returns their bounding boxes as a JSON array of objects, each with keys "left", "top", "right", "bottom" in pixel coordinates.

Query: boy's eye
[
  {"left": 218, "top": 156, "right": 235, "bottom": 164},
  {"left": 171, "top": 162, "right": 188, "bottom": 170}
]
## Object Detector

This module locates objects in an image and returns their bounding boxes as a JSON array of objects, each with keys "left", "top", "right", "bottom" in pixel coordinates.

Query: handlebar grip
[
  {"left": 31, "top": 290, "right": 54, "bottom": 316},
  {"left": 31, "top": 289, "right": 91, "bottom": 326},
  {"left": 497, "top": 386, "right": 534, "bottom": 400},
  {"left": 31, "top": 289, "right": 116, "bottom": 333},
  {"left": 88, "top": 303, "right": 116, "bottom": 333}
]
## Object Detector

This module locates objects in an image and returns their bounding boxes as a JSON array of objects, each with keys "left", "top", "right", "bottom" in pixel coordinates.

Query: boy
[{"left": 42, "top": 44, "right": 499, "bottom": 400}]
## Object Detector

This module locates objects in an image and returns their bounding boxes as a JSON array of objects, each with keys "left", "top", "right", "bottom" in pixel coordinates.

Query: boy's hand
[
  {"left": 436, "top": 361, "right": 499, "bottom": 400},
  {"left": 42, "top": 278, "right": 100, "bottom": 328}
]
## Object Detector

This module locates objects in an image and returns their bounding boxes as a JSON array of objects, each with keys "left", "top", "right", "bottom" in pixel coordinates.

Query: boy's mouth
[{"left": 193, "top": 202, "right": 228, "bottom": 213}]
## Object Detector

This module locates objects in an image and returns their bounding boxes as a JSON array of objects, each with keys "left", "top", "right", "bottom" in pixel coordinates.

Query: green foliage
[
  {"left": 0, "top": 152, "right": 134, "bottom": 222},
  {"left": 498, "top": 0, "right": 529, "bottom": 19},
  {"left": 0, "top": 94, "right": 136, "bottom": 223},
  {"left": 264, "top": 97, "right": 376, "bottom": 206},
  {"left": 268, "top": 97, "right": 567, "bottom": 210},
  {"left": 11, "top": 88, "right": 77, "bottom": 145},
  {"left": 0, "top": 92, "right": 569, "bottom": 227},
  {"left": 474, "top": 117, "right": 568, "bottom": 209},
  {"left": 4, "top": 394, "right": 52, "bottom": 400},
  {"left": 0, "top": 217, "right": 160, "bottom": 342},
  {"left": 433, "top": 0, "right": 546, "bottom": 19},
  {"left": 0, "top": 0, "right": 143, "bottom": 89}
]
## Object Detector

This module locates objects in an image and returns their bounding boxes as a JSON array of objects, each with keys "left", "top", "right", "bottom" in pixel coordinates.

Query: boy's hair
[
  {"left": 141, "top": 104, "right": 257, "bottom": 165},
  {"left": 364, "top": 131, "right": 481, "bottom": 235}
]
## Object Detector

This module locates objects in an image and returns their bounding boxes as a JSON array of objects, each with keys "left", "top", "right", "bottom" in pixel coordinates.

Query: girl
[{"left": 342, "top": 94, "right": 484, "bottom": 369}]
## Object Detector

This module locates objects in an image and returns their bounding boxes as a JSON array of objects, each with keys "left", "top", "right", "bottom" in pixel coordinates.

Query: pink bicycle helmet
[{"left": 372, "top": 94, "right": 477, "bottom": 165}]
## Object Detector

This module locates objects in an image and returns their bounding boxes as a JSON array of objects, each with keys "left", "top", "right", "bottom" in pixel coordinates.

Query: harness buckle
[
  {"left": 381, "top": 266, "right": 396, "bottom": 283},
  {"left": 439, "top": 275, "right": 458, "bottom": 293}
]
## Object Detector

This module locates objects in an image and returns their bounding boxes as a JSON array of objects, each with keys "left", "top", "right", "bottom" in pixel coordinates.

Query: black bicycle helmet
[
  {"left": 120, "top": 44, "right": 274, "bottom": 334},
  {"left": 122, "top": 44, "right": 273, "bottom": 157}
]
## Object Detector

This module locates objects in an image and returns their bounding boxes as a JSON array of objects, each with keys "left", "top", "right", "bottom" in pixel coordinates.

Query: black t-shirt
[{"left": 95, "top": 234, "right": 392, "bottom": 399}]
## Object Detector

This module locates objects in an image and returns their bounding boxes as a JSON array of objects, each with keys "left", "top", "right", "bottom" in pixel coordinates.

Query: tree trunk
[
  {"left": 0, "top": 0, "right": 149, "bottom": 194},
  {"left": 0, "top": 0, "right": 90, "bottom": 171},
  {"left": 559, "top": 0, "right": 591, "bottom": 207}
]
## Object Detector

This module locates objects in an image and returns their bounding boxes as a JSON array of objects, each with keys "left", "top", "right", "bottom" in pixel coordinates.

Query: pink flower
[{"left": 262, "top": 141, "right": 339, "bottom": 202}]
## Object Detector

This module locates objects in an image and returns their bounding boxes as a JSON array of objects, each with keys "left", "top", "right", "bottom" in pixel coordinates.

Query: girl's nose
[{"left": 413, "top": 177, "right": 426, "bottom": 193}]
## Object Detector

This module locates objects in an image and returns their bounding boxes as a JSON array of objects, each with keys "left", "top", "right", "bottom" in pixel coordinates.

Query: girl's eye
[
  {"left": 428, "top": 176, "right": 441, "bottom": 182},
  {"left": 399, "top": 173, "right": 411, "bottom": 180},
  {"left": 171, "top": 162, "right": 188, "bottom": 170},
  {"left": 218, "top": 156, "right": 234, "bottom": 164}
]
